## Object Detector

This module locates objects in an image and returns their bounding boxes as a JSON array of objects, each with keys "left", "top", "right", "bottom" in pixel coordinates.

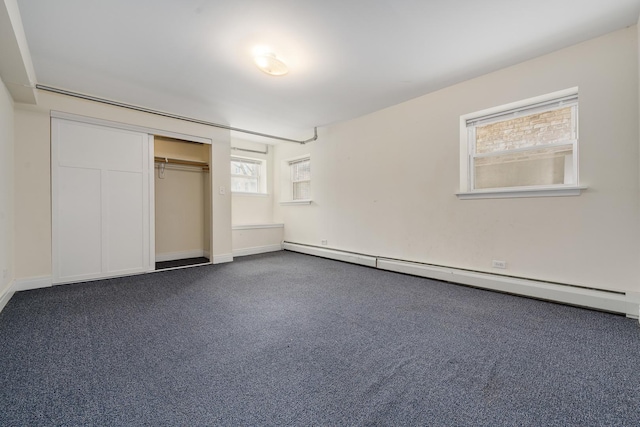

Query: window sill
[
  {"left": 280, "top": 199, "right": 312, "bottom": 205},
  {"left": 231, "top": 192, "right": 269, "bottom": 197},
  {"left": 456, "top": 185, "right": 587, "bottom": 200},
  {"left": 232, "top": 223, "right": 284, "bottom": 230}
]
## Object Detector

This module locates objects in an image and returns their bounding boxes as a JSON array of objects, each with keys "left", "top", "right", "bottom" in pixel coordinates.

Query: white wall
[
  {"left": 14, "top": 90, "right": 233, "bottom": 280},
  {"left": 230, "top": 138, "right": 283, "bottom": 254},
  {"left": 0, "top": 77, "right": 14, "bottom": 295},
  {"left": 230, "top": 138, "right": 274, "bottom": 224},
  {"left": 232, "top": 226, "right": 283, "bottom": 256},
  {"left": 274, "top": 27, "right": 640, "bottom": 294}
]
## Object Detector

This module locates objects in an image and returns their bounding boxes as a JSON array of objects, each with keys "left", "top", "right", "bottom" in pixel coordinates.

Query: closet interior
[{"left": 154, "top": 136, "right": 211, "bottom": 270}]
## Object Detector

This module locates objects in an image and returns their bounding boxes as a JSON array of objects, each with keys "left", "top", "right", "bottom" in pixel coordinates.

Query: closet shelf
[{"left": 154, "top": 156, "right": 209, "bottom": 171}]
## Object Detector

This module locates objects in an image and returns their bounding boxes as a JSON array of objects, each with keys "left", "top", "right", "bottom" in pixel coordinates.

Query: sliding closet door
[{"left": 52, "top": 118, "right": 153, "bottom": 284}]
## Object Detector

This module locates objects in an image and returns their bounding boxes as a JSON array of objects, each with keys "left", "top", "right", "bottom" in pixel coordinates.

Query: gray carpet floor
[{"left": 0, "top": 251, "right": 639, "bottom": 426}]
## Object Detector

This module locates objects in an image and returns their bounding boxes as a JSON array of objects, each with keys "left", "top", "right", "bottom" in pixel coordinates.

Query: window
[
  {"left": 280, "top": 156, "right": 311, "bottom": 204},
  {"left": 459, "top": 89, "right": 584, "bottom": 198},
  {"left": 290, "top": 158, "right": 311, "bottom": 200},
  {"left": 231, "top": 157, "right": 263, "bottom": 193}
]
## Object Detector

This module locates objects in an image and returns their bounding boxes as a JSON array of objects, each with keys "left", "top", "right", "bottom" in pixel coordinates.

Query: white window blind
[
  {"left": 465, "top": 93, "right": 578, "bottom": 191},
  {"left": 466, "top": 95, "right": 578, "bottom": 128},
  {"left": 290, "top": 158, "right": 310, "bottom": 200}
]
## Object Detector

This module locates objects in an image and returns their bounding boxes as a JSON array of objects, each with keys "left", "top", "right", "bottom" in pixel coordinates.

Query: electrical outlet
[
  {"left": 219, "top": 186, "right": 226, "bottom": 195},
  {"left": 321, "top": 240, "right": 328, "bottom": 246},
  {"left": 492, "top": 260, "right": 507, "bottom": 269},
  {"left": 2, "top": 269, "right": 7, "bottom": 279}
]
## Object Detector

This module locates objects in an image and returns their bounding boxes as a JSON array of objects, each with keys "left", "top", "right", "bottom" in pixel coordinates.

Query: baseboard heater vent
[
  {"left": 283, "top": 242, "right": 637, "bottom": 318},
  {"left": 283, "top": 242, "right": 377, "bottom": 267}
]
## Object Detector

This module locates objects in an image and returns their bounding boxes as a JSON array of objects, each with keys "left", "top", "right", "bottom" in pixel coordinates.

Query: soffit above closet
[
  {"left": 15, "top": 0, "right": 640, "bottom": 141},
  {"left": 155, "top": 136, "right": 209, "bottom": 163}
]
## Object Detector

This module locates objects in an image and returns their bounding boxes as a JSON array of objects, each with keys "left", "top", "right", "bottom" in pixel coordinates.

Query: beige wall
[
  {"left": 274, "top": 27, "right": 640, "bottom": 293},
  {"left": 14, "top": 90, "right": 232, "bottom": 279},
  {"left": 13, "top": 106, "right": 49, "bottom": 278},
  {"left": 231, "top": 138, "right": 274, "bottom": 225},
  {"left": 155, "top": 136, "right": 210, "bottom": 162},
  {"left": 154, "top": 137, "right": 210, "bottom": 259},
  {"left": 0, "top": 78, "right": 14, "bottom": 294}
]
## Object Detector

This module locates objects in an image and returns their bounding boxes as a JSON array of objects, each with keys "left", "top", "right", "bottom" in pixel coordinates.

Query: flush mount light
[{"left": 253, "top": 51, "right": 288, "bottom": 76}]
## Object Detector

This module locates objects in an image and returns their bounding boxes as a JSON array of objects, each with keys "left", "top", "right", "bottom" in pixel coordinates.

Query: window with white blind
[
  {"left": 290, "top": 158, "right": 311, "bottom": 200},
  {"left": 458, "top": 88, "right": 585, "bottom": 199},
  {"left": 280, "top": 155, "right": 311, "bottom": 204},
  {"left": 231, "top": 157, "right": 264, "bottom": 194}
]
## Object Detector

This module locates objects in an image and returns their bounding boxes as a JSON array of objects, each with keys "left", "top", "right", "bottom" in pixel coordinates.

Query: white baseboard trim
[
  {"left": 213, "top": 253, "right": 234, "bottom": 264},
  {"left": 283, "top": 242, "right": 638, "bottom": 318},
  {"left": 233, "top": 244, "right": 283, "bottom": 258},
  {"left": 13, "top": 276, "right": 53, "bottom": 292},
  {"left": 626, "top": 292, "right": 640, "bottom": 320},
  {"left": 156, "top": 250, "right": 206, "bottom": 262},
  {"left": 283, "top": 242, "right": 377, "bottom": 268},
  {"left": 0, "top": 282, "right": 15, "bottom": 314}
]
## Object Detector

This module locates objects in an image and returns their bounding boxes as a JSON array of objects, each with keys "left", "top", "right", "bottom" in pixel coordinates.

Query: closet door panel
[
  {"left": 107, "top": 170, "right": 144, "bottom": 273},
  {"left": 52, "top": 117, "right": 152, "bottom": 284},
  {"left": 57, "top": 121, "right": 144, "bottom": 171},
  {"left": 57, "top": 167, "right": 102, "bottom": 278}
]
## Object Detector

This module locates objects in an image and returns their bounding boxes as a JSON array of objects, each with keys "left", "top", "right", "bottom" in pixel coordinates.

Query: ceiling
[{"left": 15, "top": 0, "right": 640, "bottom": 142}]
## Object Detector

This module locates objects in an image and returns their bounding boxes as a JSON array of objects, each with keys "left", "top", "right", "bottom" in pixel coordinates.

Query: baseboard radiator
[
  {"left": 283, "top": 242, "right": 639, "bottom": 319},
  {"left": 3, "top": 244, "right": 637, "bottom": 319}
]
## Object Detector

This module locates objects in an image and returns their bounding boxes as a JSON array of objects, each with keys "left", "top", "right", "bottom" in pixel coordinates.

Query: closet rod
[
  {"left": 154, "top": 156, "right": 209, "bottom": 170},
  {"left": 36, "top": 84, "right": 319, "bottom": 145}
]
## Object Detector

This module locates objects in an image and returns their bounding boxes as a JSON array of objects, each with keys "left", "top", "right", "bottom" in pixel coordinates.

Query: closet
[
  {"left": 51, "top": 116, "right": 212, "bottom": 284},
  {"left": 154, "top": 137, "right": 211, "bottom": 270},
  {"left": 51, "top": 118, "right": 153, "bottom": 283}
]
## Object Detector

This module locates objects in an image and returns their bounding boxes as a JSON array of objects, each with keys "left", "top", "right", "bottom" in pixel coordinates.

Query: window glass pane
[
  {"left": 231, "top": 176, "right": 259, "bottom": 193},
  {"left": 231, "top": 160, "right": 260, "bottom": 177},
  {"left": 293, "top": 181, "right": 310, "bottom": 200},
  {"left": 476, "top": 106, "right": 574, "bottom": 154},
  {"left": 474, "top": 145, "right": 573, "bottom": 189}
]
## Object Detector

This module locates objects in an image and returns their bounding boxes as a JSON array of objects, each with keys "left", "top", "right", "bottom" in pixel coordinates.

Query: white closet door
[{"left": 52, "top": 118, "right": 152, "bottom": 284}]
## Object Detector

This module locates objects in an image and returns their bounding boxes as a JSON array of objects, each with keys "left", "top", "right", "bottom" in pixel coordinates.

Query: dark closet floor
[{"left": 155, "top": 257, "right": 210, "bottom": 270}]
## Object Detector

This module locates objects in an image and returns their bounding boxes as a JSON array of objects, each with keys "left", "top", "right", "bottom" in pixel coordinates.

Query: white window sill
[
  {"left": 456, "top": 185, "right": 587, "bottom": 200},
  {"left": 232, "top": 223, "right": 284, "bottom": 230},
  {"left": 231, "top": 192, "right": 269, "bottom": 197},
  {"left": 280, "top": 199, "right": 312, "bottom": 205}
]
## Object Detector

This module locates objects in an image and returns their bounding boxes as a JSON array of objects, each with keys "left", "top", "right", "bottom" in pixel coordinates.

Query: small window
[
  {"left": 460, "top": 89, "right": 581, "bottom": 197},
  {"left": 290, "top": 158, "right": 311, "bottom": 200},
  {"left": 231, "top": 157, "right": 263, "bottom": 193}
]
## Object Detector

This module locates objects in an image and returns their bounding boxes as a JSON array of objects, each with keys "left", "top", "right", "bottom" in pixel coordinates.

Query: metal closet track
[{"left": 36, "top": 84, "right": 318, "bottom": 145}]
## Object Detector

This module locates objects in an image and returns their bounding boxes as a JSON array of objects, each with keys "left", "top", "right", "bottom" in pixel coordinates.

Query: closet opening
[{"left": 153, "top": 136, "right": 212, "bottom": 271}]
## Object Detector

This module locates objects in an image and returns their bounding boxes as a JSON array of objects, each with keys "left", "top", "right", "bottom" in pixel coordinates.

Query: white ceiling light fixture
[{"left": 253, "top": 47, "right": 288, "bottom": 76}]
